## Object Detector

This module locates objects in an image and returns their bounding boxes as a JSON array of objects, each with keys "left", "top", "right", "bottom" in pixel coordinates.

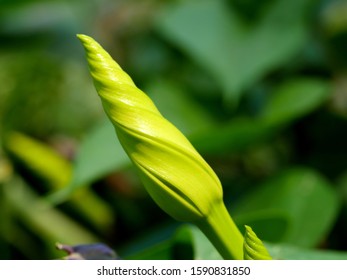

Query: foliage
[{"left": 1, "top": 0, "right": 347, "bottom": 259}]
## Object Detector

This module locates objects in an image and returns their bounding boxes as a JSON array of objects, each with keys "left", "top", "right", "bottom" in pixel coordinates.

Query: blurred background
[{"left": 1, "top": 0, "right": 347, "bottom": 259}]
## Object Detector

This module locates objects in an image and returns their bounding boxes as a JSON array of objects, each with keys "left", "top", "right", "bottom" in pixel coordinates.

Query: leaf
[
  {"left": 232, "top": 168, "right": 341, "bottom": 247},
  {"left": 233, "top": 209, "right": 290, "bottom": 243},
  {"left": 4, "top": 132, "right": 114, "bottom": 232},
  {"left": 2, "top": 177, "right": 99, "bottom": 258},
  {"left": 71, "top": 120, "right": 130, "bottom": 188},
  {"left": 5, "top": 131, "right": 71, "bottom": 189},
  {"left": 191, "top": 118, "right": 274, "bottom": 155},
  {"left": 156, "top": 0, "right": 311, "bottom": 103},
  {"left": 192, "top": 78, "right": 330, "bottom": 155},
  {"left": 146, "top": 79, "right": 215, "bottom": 135},
  {"left": 261, "top": 78, "right": 331, "bottom": 125},
  {"left": 177, "top": 225, "right": 223, "bottom": 260}
]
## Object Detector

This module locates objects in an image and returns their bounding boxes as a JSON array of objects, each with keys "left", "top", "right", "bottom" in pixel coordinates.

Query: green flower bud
[
  {"left": 78, "top": 34, "right": 244, "bottom": 259},
  {"left": 243, "top": 225, "right": 272, "bottom": 260},
  {"left": 77, "top": 34, "right": 222, "bottom": 222}
]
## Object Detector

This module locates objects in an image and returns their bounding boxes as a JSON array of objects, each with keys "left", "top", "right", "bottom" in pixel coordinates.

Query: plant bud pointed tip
[
  {"left": 76, "top": 34, "right": 89, "bottom": 41},
  {"left": 78, "top": 35, "right": 223, "bottom": 223}
]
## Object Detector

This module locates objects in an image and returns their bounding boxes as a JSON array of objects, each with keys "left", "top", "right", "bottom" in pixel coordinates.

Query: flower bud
[
  {"left": 243, "top": 225, "right": 272, "bottom": 260},
  {"left": 77, "top": 34, "right": 223, "bottom": 222}
]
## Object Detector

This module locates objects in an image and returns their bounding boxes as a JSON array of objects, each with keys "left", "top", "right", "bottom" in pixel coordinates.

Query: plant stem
[{"left": 196, "top": 200, "right": 244, "bottom": 260}]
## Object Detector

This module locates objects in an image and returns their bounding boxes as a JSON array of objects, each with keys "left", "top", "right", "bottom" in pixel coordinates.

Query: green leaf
[
  {"left": 192, "top": 78, "right": 330, "bottom": 155},
  {"left": 2, "top": 177, "right": 99, "bottom": 258},
  {"left": 191, "top": 118, "right": 274, "bottom": 155},
  {"left": 261, "top": 78, "right": 331, "bottom": 125},
  {"left": 174, "top": 225, "right": 223, "bottom": 260},
  {"left": 5, "top": 132, "right": 114, "bottom": 232},
  {"left": 233, "top": 209, "right": 290, "bottom": 243},
  {"left": 156, "top": 0, "right": 310, "bottom": 103},
  {"left": 71, "top": 120, "right": 129, "bottom": 188},
  {"left": 147, "top": 79, "right": 215, "bottom": 135},
  {"left": 232, "top": 168, "right": 341, "bottom": 247}
]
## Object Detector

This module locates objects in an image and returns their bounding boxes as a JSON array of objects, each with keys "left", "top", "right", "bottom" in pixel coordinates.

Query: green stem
[{"left": 196, "top": 200, "right": 244, "bottom": 260}]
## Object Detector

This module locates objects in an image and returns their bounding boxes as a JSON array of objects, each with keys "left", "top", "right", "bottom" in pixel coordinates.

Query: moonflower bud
[
  {"left": 78, "top": 34, "right": 244, "bottom": 259},
  {"left": 77, "top": 34, "right": 223, "bottom": 222},
  {"left": 243, "top": 225, "right": 272, "bottom": 260}
]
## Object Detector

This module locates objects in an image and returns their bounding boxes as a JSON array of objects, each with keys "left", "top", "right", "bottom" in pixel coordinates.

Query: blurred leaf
[
  {"left": 146, "top": 79, "right": 215, "bottom": 135},
  {"left": 233, "top": 209, "right": 290, "bottom": 243},
  {"left": 261, "top": 78, "right": 331, "bottom": 125},
  {"left": 70, "top": 120, "right": 129, "bottom": 189},
  {"left": 192, "top": 118, "right": 274, "bottom": 155},
  {"left": 5, "top": 132, "right": 71, "bottom": 189},
  {"left": 156, "top": 0, "right": 310, "bottom": 103},
  {"left": 173, "top": 224, "right": 223, "bottom": 260},
  {"left": 4, "top": 132, "right": 114, "bottom": 232},
  {"left": 232, "top": 168, "right": 341, "bottom": 247},
  {"left": 3, "top": 177, "right": 99, "bottom": 258},
  {"left": 192, "top": 78, "right": 330, "bottom": 155}
]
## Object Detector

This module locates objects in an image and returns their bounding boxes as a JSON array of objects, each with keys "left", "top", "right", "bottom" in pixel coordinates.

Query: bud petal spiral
[
  {"left": 77, "top": 34, "right": 223, "bottom": 222},
  {"left": 243, "top": 225, "right": 272, "bottom": 260}
]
